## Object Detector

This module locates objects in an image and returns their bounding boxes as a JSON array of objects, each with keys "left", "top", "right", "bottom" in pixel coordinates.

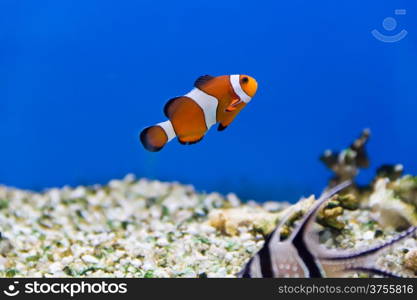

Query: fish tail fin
[{"left": 140, "top": 120, "right": 176, "bottom": 152}]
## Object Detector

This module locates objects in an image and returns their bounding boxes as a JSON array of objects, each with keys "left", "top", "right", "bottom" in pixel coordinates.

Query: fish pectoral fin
[{"left": 225, "top": 98, "right": 241, "bottom": 112}]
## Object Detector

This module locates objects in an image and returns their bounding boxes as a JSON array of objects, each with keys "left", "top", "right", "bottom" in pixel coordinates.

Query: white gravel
[{"left": 0, "top": 174, "right": 416, "bottom": 277}]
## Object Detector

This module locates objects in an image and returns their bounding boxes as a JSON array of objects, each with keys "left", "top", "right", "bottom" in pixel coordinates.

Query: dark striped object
[{"left": 239, "top": 181, "right": 417, "bottom": 278}]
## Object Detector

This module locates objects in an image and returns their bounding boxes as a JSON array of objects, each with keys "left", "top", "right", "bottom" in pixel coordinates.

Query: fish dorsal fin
[{"left": 194, "top": 75, "right": 214, "bottom": 89}]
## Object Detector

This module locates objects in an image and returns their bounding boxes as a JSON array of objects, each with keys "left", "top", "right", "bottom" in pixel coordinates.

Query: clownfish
[{"left": 140, "top": 74, "right": 258, "bottom": 152}]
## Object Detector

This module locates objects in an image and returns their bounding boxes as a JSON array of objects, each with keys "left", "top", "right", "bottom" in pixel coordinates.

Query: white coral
[{"left": 369, "top": 179, "right": 417, "bottom": 228}]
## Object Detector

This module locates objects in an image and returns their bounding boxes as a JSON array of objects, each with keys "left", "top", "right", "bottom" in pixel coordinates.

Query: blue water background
[{"left": 1, "top": 0, "right": 417, "bottom": 202}]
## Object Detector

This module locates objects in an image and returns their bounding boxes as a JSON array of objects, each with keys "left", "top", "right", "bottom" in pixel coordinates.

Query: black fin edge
[
  {"left": 163, "top": 97, "right": 182, "bottom": 118},
  {"left": 237, "top": 257, "right": 253, "bottom": 278},
  {"left": 217, "top": 123, "right": 227, "bottom": 131},
  {"left": 320, "top": 225, "right": 417, "bottom": 261},
  {"left": 178, "top": 136, "right": 204, "bottom": 145},
  {"left": 238, "top": 232, "right": 275, "bottom": 278},
  {"left": 194, "top": 75, "right": 214, "bottom": 89},
  {"left": 348, "top": 267, "right": 403, "bottom": 278}
]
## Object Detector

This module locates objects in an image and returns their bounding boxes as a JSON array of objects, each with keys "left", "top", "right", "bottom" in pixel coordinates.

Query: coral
[
  {"left": 320, "top": 129, "right": 370, "bottom": 188},
  {"left": 391, "top": 175, "right": 417, "bottom": 206},
  {"left": 316, "top": 193, "right": 359, "bottom": 230},
  {"left": 320, "top": 129, "right": 417, "bottom": 230},
  {"left": 376, "top": 164, "right": 404, "bottom": 181},
  {"left": 317, "top": 204, "right": 345, "bottom": 230},
  {"left": 208, "top": 207, "right": 279, "bottom": 236},
  {"left": 368, "top": 179, "right": 417, "bottom": 229}
]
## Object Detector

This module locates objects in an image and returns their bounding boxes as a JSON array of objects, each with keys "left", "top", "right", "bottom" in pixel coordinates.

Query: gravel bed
[{"left": 0, "top": 174, "right": 416, "bottom": 277}]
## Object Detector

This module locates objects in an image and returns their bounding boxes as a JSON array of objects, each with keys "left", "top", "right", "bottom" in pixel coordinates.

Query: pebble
[
  {"left": 81, "top": 255, "right": 99, "bottom": 264},
  {"left": 405, "top": 249, "right": 417, "bottom": 272}
]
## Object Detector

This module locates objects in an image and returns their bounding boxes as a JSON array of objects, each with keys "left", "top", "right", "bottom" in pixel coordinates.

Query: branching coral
[{"left": 320, "top": 129, "right": 371, "bottom": 188}]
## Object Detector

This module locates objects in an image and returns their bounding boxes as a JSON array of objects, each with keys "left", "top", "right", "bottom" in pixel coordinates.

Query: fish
[
  {"left": 140, "top": 74, "right": 258, "bottom": 152},
  {"left": 239, "top": 181, "right": 417, "bottom": 278}
]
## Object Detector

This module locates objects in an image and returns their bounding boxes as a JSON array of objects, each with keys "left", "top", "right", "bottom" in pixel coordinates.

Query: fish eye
[{"left": 241, "top": 76, "right": 249, "bottom": 84}]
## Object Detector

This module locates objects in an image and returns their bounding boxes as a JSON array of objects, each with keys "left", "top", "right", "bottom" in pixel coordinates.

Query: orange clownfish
[{"left": 140, "top": 74, "right": 258, "bottom": 152}]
